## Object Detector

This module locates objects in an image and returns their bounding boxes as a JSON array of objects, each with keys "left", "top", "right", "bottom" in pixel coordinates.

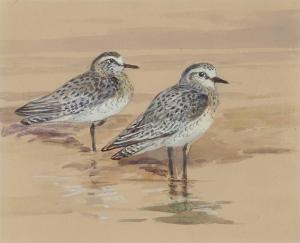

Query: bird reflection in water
[{"left": 168, "top": 179, "right": 189, "bottom": 199}]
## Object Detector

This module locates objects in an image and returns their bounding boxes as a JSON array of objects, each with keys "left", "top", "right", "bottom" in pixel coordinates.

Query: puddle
[{"left": 143, "top": 180, "right": 234, "bottom": 225}]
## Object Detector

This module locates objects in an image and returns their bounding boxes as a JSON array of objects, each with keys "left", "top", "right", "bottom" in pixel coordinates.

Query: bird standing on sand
[
  {"left": 15, "top": 51, "right": 139, "bottom": 152},
  {"left": 102, "top": 63, "right": 229, "bottom": 180}
]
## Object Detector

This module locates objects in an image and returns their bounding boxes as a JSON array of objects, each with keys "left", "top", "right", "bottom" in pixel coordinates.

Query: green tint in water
[{"left": 143, "top": 200, "right": 233, "bottom": 225}]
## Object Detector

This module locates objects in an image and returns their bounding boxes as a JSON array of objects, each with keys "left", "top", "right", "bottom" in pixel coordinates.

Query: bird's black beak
[
  {"left": 123, "top": 63, "right": 139, "bottom": 69},
  {"left": 212, "top": 76, "right": 229, "bottom": 84}
]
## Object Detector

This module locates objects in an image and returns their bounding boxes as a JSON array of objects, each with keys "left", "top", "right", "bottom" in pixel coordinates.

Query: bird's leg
[
  {"left": 90, "top": 120, "right": 106, "bottom": 152},
  {"left": 90, "top": 123, "right": 96, "bottom": 152},
  {"left": 167, "top": 147, "right": 175, "bottom": 180},
  {"left": 181, "top": 179, "right": 188, "bottom": 197},
  {"left": 182, "top": 143, "right": 190, "bottom": 181}
]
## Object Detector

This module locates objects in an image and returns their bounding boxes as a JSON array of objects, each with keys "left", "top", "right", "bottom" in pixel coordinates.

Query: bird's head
[
  {"left": 180, "top": 63, "right": 229, "bottom": 88},
  {"left": 91, "top": 51, "right": 139, "bottom": 75}
]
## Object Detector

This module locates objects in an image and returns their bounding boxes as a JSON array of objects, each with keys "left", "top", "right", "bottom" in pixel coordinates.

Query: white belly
[
  {"left": 56, "top": 95, "right": 132, "bottom": 123},
  {"left": 165, "top": 111, "right": 214, "bottom": 147}
]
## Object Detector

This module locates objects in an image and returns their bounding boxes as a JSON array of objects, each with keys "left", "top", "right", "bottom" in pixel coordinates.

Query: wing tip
[
  {"left": 20, "top": 118, "right": 31, "bottom": 125},
  {"left": 101, "top": 144, "right": 117, "bottom": 152},
  {"left": 15, "top": 106, "right": 26, "bottom": 116},
  {"left": 111, "top": 150, "right": 128, "bottom": 160},
  {"left": 111, "top": 154, "right": 122, "bottom": 160}
]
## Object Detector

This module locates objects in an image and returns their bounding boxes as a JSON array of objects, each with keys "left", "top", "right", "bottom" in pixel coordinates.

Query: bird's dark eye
[{"left": 199, "top": 72, "right": 206, "bottom": 78}]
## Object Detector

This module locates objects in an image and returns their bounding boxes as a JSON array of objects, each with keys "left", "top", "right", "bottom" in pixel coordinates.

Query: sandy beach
[{"left": 0, "top": 0, "right": 300, "bottom": 242}]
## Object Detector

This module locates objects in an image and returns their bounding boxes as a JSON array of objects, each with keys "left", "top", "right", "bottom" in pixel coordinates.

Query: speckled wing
[
  {"left": 15, "top": 72, "right": 119, "bottom": 123},
  {"left": 102, "top": 84, "right": 208, "bottom": 150}
]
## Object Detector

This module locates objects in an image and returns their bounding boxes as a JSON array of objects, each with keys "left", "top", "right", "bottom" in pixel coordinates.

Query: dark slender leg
[
  {"left": 182, "top": 144, "right": 189, "bottom": 181},
  {"left": 90, "top": 120, "right": 106, "bottom": 152},
  {"left": 181, "top": 179, "right": 188, "bottom": 197},
  {"left": 168, "top": 179, "right": 177, "bottom": 198},
  {"left": 167, "top": 147, "right": 174, "bottom": 179},
  {"left": 90, "top": 123, "right": 96, "bottom": 152}
]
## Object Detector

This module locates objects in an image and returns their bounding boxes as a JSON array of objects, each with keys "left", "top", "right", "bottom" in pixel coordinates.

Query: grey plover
[
  {"left": 15, "top": 51, "right": 139, "bottom": 152},
  {"left": 102, "top": 63, "right": 228, "bottom": 180}
]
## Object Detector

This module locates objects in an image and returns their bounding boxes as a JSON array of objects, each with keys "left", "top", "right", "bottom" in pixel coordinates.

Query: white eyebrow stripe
[
  {"left": 187, "top": 67, "right": 216, "bottom": 79},
  {"left": 99, "top": 56, "right": 124, "bottom": 65}
]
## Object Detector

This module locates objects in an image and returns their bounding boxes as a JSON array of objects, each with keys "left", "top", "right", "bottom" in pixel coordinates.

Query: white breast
[
  {"left": 80, "top": 95, "right": 131, "bottom": 122},
  {"left": 56, "top": 94, "right": 132, "bottom": 123},
  {"left": 165, "top": 109, "right": 215, "bottom": 147}
]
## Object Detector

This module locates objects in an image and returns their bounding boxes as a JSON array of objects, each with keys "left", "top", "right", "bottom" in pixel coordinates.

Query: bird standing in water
[
  {"left": 15, "top": 51, "right": 139, "bottom": 152},
  {"left": 102, "top": 63, "right": 229, "bottom": 180}
]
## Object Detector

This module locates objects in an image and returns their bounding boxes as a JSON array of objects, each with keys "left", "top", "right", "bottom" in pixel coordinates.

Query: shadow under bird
[
  {"left": 15, "top": 51, "right": 139, "bottom": 152},
  {"left": 102, "top": 63, "right": 229, "bottom": 180}
]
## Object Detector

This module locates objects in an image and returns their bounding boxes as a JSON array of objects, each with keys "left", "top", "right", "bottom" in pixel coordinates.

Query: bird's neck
[
  {"left": 114, "top": 71, "right": 129, "bottom": 83},
  {"left": 182, "top": 80, "right": 215, "bottom": 92},
  {"left": 116, "top": 72, "right": 134, "bottom": 98},
  {"left": 92, "top": 68, "right": 126, "bottom": 79},
  {"left": 207, "top": 86, "right": 219, "bottom": 112},
  {"left": 91, "top": 69, "right": 133, "bottom": 93},
  {"left": 181, "top": 81, "right": 219, "bottom": 111}
]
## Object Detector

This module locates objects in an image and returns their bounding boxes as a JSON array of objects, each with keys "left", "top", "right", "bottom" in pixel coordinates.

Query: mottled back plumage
[
  {"left": 102, "top": 84, "right": 209, "bottom": 154},
  {"left": 15, "top": 71, "right": 122, "bottom": 124}
]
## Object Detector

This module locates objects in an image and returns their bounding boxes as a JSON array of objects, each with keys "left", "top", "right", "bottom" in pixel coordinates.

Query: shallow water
[{"left": 1, "top": 0, "right": 300, "bottom": 242}]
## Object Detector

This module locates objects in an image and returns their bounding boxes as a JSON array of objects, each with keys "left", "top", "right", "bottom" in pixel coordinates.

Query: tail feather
[
  {"left": 20, "top": 115, "right": 56, "bottom": 125},
  {"left": 111, "top": 142, "right": 153, "bottom": 160},
  {"left": 102, "top": 140, "right": 136, "bottom": 152},
  {"left": 15, "top": 104, "right": 60, "bottom": 116},
  {"left": 15, "top": 96, "right": 61, "bottom": 117}
]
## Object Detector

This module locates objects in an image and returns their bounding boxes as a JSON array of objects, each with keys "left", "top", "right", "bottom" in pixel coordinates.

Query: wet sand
[{"left": 1, "top": 0, "right": 300, "bottom": 242}]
